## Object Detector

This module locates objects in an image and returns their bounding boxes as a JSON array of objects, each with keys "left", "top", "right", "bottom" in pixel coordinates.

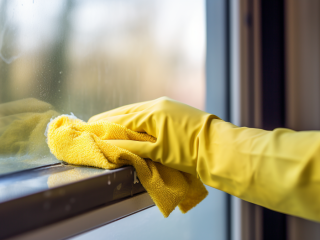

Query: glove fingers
[
  {"left": 105, "top": 139, "right": 156, "bottom": 160},
  {"left": 101, "top": 112, "right": 159, "bottom": 138},
  {"left": 88, "top": 98, "right": 165, "bottom": 123}
]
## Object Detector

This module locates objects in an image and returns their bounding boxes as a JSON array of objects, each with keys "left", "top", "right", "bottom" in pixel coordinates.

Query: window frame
[{"left": 0, "top": 164, "right": 152, "bottom": 239}]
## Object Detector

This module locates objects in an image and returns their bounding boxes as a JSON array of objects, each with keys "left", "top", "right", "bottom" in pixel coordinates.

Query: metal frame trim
[{"left": 8, "top": 192, "right": 154, "bottom": 240}]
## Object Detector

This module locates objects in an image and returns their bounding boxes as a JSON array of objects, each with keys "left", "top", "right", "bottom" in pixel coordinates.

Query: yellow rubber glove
[
  {"left": 89, "top": 97, "right": 320, "bottom": 222},
  {"left": 89, "top": 97, "right": 219, "bottom": 176}
]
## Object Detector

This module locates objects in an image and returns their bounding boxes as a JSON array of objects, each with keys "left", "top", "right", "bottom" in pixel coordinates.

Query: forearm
[{"left": 197, "top": 118, "right": 320, "bottom": 222}]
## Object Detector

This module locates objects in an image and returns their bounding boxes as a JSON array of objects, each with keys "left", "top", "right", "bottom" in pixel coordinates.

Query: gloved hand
[
  {"left": 48, "top": 100, "right": 209, "bottom": 217},
  {"left": 89, "top": 96, "right": 320, "bottom": 223},
  {"left": 88, "top": 97, "right": 219, "bottom": 176}
]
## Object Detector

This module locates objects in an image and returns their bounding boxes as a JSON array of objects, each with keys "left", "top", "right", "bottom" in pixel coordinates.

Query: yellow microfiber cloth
[{"left": 46, "top": 114, "right": 208, "bottom": 217}]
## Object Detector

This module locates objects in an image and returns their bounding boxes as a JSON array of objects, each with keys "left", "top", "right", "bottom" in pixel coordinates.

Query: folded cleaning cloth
[{"left": 46, "top": 114, "right": 208, "bottom": 217}]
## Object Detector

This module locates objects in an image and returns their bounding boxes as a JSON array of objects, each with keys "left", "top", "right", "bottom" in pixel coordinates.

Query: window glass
[
  {"left": 0, "top": 0, "right": 205, "bottom": 175},
  {"left": 0, "top": 1, "right": 228, "bottom": 239}
]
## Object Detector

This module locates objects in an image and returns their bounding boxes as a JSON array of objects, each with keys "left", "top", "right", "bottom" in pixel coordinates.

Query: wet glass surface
[{"left": 0, "top": 0, "right": 205, "bottom": 175}]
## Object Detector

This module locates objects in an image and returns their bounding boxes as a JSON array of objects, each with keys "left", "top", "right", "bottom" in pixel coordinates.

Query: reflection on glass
[
  {"left": 0, "top": 98, "right": 60, "bottom": 175},
  {"left": 0, "top": 165, "right": 109, "bottom": 203},
  {"left": 0, "top": 0, "right": 205, "bottom": 172}
]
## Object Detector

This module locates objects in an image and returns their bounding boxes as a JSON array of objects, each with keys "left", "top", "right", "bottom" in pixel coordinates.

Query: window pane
[
  {"left": 0, "top": 0, "right": 205, "bottom": 174},
  {"left": 0, "top": 1, "right": 228, "bottom": 239}
]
